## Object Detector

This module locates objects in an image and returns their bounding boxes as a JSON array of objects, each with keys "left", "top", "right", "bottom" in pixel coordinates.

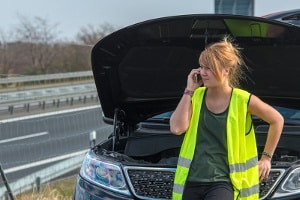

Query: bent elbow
[
  {"left": 275, "top": 112, "right": 284, "bottom": 128},
  {"left": 170, "top": 125, "right": 186, "bottom": 135},
  {"left": 279, "top": 114, "right": 284, "bottom": 129},
  {"left": 270, "top": 113, "right": 284, "bottom": 133}
]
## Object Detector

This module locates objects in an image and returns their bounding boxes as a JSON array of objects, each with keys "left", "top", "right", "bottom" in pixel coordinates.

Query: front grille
[
  {"left": 259, "top": 169, "right": 285, "bottom": 199},
  {"left": 124, "top": 167, "right": 175, "bottom": 199},
  {"left": 124, "top": 167, "right": 285, "bottom": 200}
]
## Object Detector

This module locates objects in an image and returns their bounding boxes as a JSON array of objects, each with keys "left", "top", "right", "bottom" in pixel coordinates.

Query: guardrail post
[
  {"left": 90, "top": 130, "right": 96, "bottom": 148},
  {"left": 26, "top": 103, "right": 30, "bottom": 112},
  {"left": 36, "top": 177, "right": 41, "bottom": 193},
  {"left": 4, "top": 191, "right": 9, "bottom": 200},
  {"left": 8, "top": 106, "right": 13, "bottom": 115}
]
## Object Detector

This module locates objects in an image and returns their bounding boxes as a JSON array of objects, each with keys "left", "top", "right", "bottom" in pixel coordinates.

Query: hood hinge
[{"left": 112, "top": 108, "right": 125, "bottom": 151}]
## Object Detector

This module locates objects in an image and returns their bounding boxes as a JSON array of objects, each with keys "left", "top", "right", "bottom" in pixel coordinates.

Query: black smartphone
[{"left": 194, "top": 74, "right": 201, "bottom": 83}]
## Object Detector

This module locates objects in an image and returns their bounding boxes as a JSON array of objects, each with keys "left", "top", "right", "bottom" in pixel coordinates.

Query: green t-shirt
[{"left": 187, "top": 99, "right": 230, "bottom": 183}]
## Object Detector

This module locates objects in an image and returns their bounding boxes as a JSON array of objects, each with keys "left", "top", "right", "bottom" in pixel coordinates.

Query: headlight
[
  {"left": 80, "top": 153, "right": 130, "bottom": 195},
  {"left": 272, "top": 167, "right": 300, "bottom": 199},
  {"left": 282, "top": 167, "right": 300, "bottom": 191}
]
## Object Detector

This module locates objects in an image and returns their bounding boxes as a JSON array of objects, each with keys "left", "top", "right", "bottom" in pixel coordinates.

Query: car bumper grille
[
  {"left": 124, "top": 167, "right": 175, "bottom": 199},
  {"left": 124, "top": 167, "right": 285, "bottom": 200}
]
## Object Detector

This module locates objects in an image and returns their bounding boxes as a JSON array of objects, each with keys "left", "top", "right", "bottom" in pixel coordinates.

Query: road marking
[
  {"left": 0, "top": 131, "right": 49, "bottom": 144},
  {"left": 4, "top": 149, "right": 88, "bottom": 174}
]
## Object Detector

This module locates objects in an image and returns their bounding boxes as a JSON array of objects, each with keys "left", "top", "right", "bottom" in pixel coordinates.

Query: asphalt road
[{"left": 0, "top": 106, "right": 113, "bottom": 184}]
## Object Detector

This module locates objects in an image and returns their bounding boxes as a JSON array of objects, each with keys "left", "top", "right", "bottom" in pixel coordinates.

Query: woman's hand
[
  {"left": 258, "top": 157, "right": 271, "bottom": 182},
  {"left": 186, "top": 68, "right": 203, "bottom": 91}
]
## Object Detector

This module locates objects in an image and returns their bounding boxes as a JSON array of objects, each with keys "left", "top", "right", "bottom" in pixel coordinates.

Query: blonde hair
[{"left": 199, "top": 36, "right": 247, "bottom": 88}]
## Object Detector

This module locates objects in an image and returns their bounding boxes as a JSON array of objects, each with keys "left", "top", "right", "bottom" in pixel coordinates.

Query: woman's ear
[{"left": 223, "top": 67, "right": 230, "bottom": 76}]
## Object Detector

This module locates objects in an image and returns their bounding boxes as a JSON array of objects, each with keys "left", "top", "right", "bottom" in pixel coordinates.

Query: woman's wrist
[
  {"left": 262, "top": 151, "right": 273, "bottom": 160},
  {"left": 184, "top": 88, "right": 194, "bottom": 97}
]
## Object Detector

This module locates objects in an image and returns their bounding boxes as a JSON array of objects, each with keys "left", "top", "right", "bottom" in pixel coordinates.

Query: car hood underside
[{"left": 91, "top": 14, "right": 300, "bottom": 124}]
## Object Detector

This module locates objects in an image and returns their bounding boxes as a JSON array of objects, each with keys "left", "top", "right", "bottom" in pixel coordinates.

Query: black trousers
[{"left": 182, "top": 181, "right": 234, "bottom": 200}]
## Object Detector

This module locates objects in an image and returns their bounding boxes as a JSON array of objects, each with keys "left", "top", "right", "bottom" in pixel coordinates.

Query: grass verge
[{"left": 15, "top": 175, "right": 77, "bottom": 200}]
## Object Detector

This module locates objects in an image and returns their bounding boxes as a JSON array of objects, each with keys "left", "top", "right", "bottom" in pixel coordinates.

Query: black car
[
  {"left": 74, "top": 14, "right": 300, "bottom": 199},
  {"left": 262, "top": 9, "right": 300, "bottom": 26}
]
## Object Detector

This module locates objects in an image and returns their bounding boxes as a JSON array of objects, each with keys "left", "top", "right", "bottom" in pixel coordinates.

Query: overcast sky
[{"left": 1, "top": 0, "right": 300, "bottom": 40}]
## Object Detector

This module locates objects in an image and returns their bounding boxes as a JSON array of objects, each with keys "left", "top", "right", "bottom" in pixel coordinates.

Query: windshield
[
  {"left": 275, "top": 106, "right": 300, "bottom": 120},
  {"left": 150, "top": 106, "right": 300, "bottom": 121}
]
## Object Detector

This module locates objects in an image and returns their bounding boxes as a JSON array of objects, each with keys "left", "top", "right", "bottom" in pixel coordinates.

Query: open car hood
[{"left": 91, "top": 14, "right": 300, "bottom": 125}]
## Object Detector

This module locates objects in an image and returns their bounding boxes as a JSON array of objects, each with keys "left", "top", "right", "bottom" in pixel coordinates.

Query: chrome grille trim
[{"left": 259, "top": 168, "right": 286, "bottom": 199}]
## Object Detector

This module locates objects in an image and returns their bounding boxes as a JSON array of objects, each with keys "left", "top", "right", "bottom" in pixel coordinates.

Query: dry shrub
[{"left": 16, "top": 176, "right": 76, "bottom": 200}]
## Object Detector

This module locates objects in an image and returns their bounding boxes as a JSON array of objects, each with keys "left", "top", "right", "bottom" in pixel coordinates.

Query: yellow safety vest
[{"left": 173, "top": 87, "right": 259, "bottom": 200}]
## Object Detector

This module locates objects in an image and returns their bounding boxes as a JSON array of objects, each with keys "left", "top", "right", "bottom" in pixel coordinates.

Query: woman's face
[
  {"left": 199, "top": 66, "right": 229, "bottom": 88},
  {"left": 199, "top": 66, "right": 218, "bottom": 87}
]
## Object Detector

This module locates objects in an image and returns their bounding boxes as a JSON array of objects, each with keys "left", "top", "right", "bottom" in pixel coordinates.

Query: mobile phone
[{"left": 194, "top": 74, "right": 201, "bottom": 83}]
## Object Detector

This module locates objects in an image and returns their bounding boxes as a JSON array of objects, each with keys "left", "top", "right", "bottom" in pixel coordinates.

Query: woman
[{"left": 170, "top": 36, "right": 283, "bottom": 200}]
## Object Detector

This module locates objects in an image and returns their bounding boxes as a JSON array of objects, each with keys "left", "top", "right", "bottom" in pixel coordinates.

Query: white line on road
[{"left": 0, "top": 131, "right": 49, "bottom": 144}]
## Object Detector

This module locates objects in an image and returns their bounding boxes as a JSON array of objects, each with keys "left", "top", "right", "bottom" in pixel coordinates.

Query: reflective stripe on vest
[
  {"left": 172, "top": 87, "right": 259, "bottom": 200},
  {"left": 239, "top": 184, "right": 260, "bottom": 198},
  {"left": 229, "top": 156, "right": 258, "bottom": 173},
  {"left": 177, "top": 156, "right": 192, "bottom": 168}
]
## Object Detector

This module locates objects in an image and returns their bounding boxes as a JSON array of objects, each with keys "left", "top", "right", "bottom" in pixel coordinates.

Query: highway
[
  {"left": 0, "top": 83, "right": 98, "bottom": 120},
  {"left": 0, "top": 105, "right": 113, "bottom": 185},
  {"left": 0, "top": 83, "right": 96, "bottom": 104}
]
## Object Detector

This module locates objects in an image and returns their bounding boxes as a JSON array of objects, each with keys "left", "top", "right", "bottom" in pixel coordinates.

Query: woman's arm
[
  {"left": 170, "top": 92, "right": 193, "bottom": 135},
  {"left": 170, "top": 68, "right": 202, "bottom": 135},
  {"left": 248, "top": 94, "right": 284, "bottom": 182}
]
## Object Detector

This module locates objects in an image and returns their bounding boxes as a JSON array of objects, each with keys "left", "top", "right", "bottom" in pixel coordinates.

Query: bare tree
[
  {"left": 76, "top": 23, "right": 116, "bottom": 45},
  {"left": 51, "top": 42, "right": 92, "bottom": 73},
  {"left": 1, "top": 16, "right": 116, "bottom": 75},
  {"left": 14, "top": 15, "right": 60, "bottom": 74},
  {"left": 0, "top": 30, "right": 18, "bottom": 76}
]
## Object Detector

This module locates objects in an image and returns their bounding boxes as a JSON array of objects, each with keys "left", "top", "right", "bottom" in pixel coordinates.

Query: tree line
[{"left": 0, "top": 15, "right": 116, "bottom": 76}]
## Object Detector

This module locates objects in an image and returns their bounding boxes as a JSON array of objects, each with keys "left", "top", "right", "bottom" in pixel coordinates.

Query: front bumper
[
  {"left": 74, "top": 163, "right": 300, "bottom": 200},
  {"left": 74, "top": 176, "right": 135, "bottom": 200}
]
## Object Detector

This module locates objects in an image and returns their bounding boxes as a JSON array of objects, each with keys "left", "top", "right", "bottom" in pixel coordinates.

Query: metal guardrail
[
  {"left": 0, "top": 71, "right": 93, "bottom": 84},
  {"left": 0, "top": 83, "right": 97, "bottom": 104},
  {"left": 0, "top": 83, "right": 98, "bottom": 118},
  {"left": 0, "top": 151, "right": 88, "bottom": 199}
]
